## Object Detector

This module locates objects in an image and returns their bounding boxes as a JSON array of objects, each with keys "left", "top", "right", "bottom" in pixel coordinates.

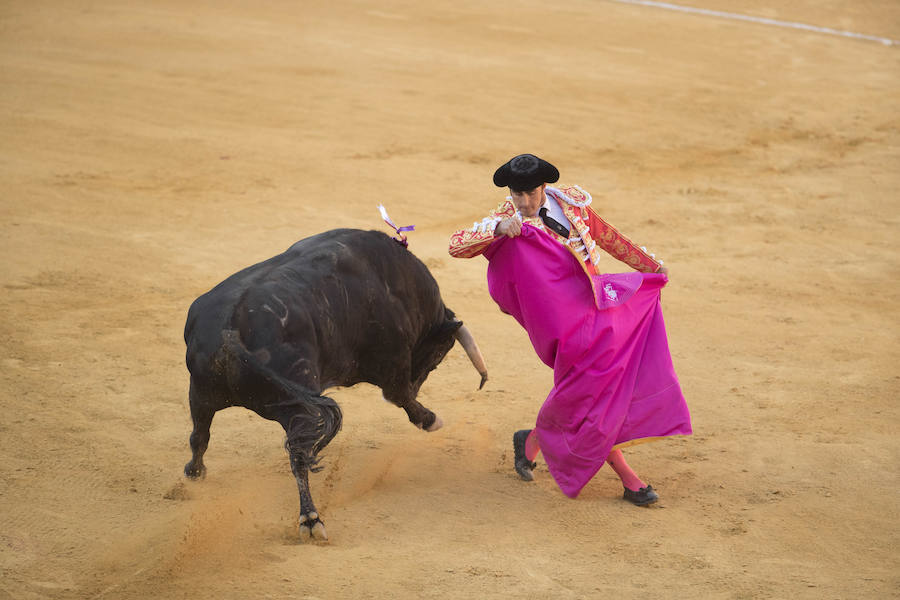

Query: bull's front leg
[{"left": 383, "top": 385, "right": 443, "bottom": 432}]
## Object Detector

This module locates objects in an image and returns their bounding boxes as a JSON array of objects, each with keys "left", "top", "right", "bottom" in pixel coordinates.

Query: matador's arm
[
  {"left": 448, "top": 200, "right": 517, "bottom": 258},
  {"left": 583, "top": 205, "right": 664, "bottom": 273}
]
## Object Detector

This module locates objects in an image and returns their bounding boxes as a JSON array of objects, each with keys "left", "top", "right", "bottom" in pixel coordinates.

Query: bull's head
[{"left": 410, "top": 314, "right": 487, "bottom": 393}]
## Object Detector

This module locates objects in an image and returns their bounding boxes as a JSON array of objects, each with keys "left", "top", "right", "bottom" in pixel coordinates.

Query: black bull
[{"left": 183, "top": 229, "right": 487, "bottom": 541}]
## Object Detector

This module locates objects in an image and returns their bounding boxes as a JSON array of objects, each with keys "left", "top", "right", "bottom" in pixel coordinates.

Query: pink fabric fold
[{"left": 484, "top": 225, "right": 692, "bottom": 498}]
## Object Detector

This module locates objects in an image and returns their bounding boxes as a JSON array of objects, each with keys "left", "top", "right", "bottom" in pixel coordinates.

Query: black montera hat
[{"left": 492, "top": 154, "right": 559, "bottom": 191}]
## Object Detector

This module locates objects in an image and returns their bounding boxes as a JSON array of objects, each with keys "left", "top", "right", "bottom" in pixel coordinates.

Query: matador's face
[{"left": 509, "top": 183, "right": 546, "bottom": 218}]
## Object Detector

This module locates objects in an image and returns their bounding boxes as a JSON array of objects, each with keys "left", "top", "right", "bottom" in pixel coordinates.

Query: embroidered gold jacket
[{"left": 448, "top": 184, "right": 663, "bottom": 275}]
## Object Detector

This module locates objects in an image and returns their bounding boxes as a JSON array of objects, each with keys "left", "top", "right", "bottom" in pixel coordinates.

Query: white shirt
[{"left": 540, "top": 196, "right": 570, "bottom": 230}]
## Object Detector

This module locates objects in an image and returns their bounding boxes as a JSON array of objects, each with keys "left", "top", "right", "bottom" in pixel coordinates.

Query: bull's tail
[{"left": 220, "top": 330, "right": 343, "bottom": 471}]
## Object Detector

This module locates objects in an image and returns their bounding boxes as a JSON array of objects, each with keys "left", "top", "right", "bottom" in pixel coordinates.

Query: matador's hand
[{"left": 495, "top": 216, "right": 523, "bottom": 238}]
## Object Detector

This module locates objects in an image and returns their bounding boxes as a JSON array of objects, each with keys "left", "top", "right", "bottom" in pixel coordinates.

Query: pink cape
[{"left": 484, "top": 225, "right": 692, "bottom": 498}]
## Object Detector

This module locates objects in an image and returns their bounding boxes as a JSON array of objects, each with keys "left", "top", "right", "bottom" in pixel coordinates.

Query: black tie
[{"left": 539, "top": 207, "right": 570, "bottom": 238}]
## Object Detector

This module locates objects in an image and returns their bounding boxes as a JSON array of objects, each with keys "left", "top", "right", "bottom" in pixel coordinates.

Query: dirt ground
[{"left": 2, "top": 1, "right": 898, "bottom": 598}]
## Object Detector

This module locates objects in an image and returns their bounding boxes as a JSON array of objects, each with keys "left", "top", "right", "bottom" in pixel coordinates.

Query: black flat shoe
[
  {"left": 623, "top": 485, "right": 659, "bottom": 506},
  {"left": 513, "top": 429, "right": 536, "bottom": 481}
]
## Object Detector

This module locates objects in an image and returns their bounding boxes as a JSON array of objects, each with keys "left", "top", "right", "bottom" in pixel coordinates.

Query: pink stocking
[
  {"left": 525, "top": 429, "right": 541, "bottom": 461},
  {"left": 606, "top": 448, "right": 646, "bottom": 491}
]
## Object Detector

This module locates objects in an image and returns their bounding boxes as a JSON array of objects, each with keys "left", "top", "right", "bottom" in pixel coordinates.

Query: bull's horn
[{"left": 454, "top": 323, "right": 488, "bottom": 390}]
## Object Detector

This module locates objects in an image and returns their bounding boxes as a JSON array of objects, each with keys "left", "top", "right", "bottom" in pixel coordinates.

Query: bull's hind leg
[
  {"left": 273, "top": 394, "right": 343, "bottom": 542},
  {"left": 287, "top": 447, "right": 326, "bottom": 541},
  {"left": 184, "top": 379, "right": 216, "bottom": 480}
]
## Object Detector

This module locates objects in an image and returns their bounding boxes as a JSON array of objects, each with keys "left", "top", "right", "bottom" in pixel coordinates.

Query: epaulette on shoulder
[
  {"left": 495, "top": 198, "right": 517, "bottom": 217},
  {"left": 547, "top": 184, "right": 592, "bottom": 208}
]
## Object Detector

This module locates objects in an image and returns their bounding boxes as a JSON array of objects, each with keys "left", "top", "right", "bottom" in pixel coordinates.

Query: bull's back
[{"left": 184, "top": 229, "right": 446, "bottom": 380}]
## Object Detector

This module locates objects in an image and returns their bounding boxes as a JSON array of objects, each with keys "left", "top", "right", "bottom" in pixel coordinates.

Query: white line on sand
[{"left": 608, "top": 0, "right": 898, "bottom": 46}]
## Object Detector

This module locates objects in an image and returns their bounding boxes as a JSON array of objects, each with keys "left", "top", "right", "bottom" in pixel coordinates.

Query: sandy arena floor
[{"left": 1, "top": 1, "right": 898, "bottom": 598}]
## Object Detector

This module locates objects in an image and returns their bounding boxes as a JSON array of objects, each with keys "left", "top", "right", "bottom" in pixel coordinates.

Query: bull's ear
[
  {"left": 424, "top": 317, "right": 462, "bottom": 344},
  {"left": 440, "top": 319, "right": 463, "bottom": 336},
  {"left": 440, "top": 308, "right": 463, "bottom": 336}
]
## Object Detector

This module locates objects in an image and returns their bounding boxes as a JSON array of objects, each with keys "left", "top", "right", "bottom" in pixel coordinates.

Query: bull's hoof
[
  {"left": 426, "top": 415, "right": 443, "bottom": 432},
  {"left": 184, "top": 461, "right": 206, "bottom": 480},
  {"left": 299, "top": 512, "right": 328, "bottom": 542},
  {"left": 415, "top": 414, "right": 443, "bottom": 432}
]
